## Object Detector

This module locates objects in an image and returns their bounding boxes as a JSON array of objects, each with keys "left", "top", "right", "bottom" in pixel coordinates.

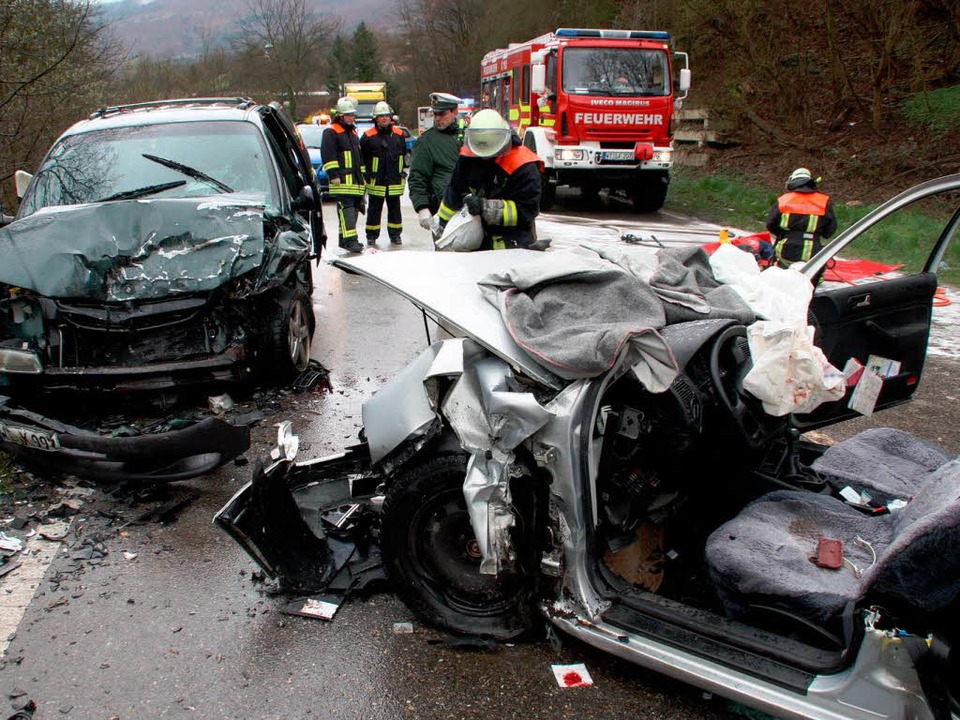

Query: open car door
[{"left": 795, "top": 174, "right": 960, "bottom": 430}]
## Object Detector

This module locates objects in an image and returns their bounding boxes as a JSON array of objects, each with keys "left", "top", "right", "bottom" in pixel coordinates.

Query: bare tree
[
  {"left": 233, "top": 0, "right": 338, "bottom": 117},
  {"left": 0, "top": 0, "right": 120, "bottom": 212}
]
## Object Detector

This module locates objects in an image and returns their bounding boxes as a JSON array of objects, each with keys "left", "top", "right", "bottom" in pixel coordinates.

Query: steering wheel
[{"left": 708, "top": 325, "right": 769, "bottom": 450}]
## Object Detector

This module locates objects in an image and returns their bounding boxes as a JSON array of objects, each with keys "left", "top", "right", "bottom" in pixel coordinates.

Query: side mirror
[
  {"left": 531, "top": 64, "right": 546, "bottom": 96},
  {"left": 679, "top": 68, "right": 691, "bottom": 93},
  {"left": 14, "top": 170, "right": 32, "bottom": 199},
  {"left": 293, "top": 185, "right": 316, "bottom": 212}
]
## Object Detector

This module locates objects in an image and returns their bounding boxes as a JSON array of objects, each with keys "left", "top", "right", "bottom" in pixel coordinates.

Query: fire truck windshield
[{"left": 562, "top": 47, "right": 668, "bottom": 97}]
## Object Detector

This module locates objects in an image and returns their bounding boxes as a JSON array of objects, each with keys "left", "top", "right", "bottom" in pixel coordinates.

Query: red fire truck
[{"left": 480, "top": 28, "right": 691, "bottom": 212}]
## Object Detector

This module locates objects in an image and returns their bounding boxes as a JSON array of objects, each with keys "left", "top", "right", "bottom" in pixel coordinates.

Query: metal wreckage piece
[{"left": 216, "top": 337, "right": 555, "bottom": 594}]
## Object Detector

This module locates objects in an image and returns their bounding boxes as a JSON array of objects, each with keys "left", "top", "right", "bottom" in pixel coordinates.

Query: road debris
[
  {"left": 281, "top": 595, "right": 341, "bottom": 621},
  {"left": 551, "top": 663, "right": 594, "bottom": 688}
]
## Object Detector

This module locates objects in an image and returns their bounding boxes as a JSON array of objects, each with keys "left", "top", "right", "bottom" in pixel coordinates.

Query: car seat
[
  {"left": 705, "top": 432, "right": 960, "bottom": 630},
  {"left": 811, "top": 427, "right": 951, "bottom": 503}
]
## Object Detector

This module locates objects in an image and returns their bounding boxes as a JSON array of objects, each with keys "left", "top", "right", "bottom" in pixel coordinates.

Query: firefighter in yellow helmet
[
  {"left": 433, "top": 109, "right": 544, "bottom": 250},
  {"left": 321, "top": 96, "right": 365, "bottom": 253},
  {"left": 766, "top": 168, "right": 837, "bottom": 271},
  {"left": 360, "top": 101, "right": 406, "bottom": 246}
]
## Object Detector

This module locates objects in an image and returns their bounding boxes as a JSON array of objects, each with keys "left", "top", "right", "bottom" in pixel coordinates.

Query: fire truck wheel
[
  {"left": 581, "top": 183, "right": 600, "bottom": 205},
  {"left": 631, "top": 172, "right": 669, "bottom": 213}
]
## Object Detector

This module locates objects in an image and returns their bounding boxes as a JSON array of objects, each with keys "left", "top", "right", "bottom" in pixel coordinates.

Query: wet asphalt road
[{"left": 0, "top": 191, "right": 956, "bottom": 719}]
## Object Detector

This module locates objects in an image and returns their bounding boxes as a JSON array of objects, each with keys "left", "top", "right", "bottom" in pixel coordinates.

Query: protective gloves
[
  {"left": 463, "top": 193, "right": 483, "bottom": 216},
  {"left": 357, "top": 196, "right": 366, "bottom": 214},
  {"left": 417, "top": 208, "right": 433, "bottom": 229}
]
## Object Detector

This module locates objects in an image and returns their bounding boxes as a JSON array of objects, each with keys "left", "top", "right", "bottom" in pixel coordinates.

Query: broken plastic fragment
[
  {"left": 393, "top": 622, "right": 414, "bottom": 634},
  {"left": 208, "top": 394, "right": 235, "bottom": 414},
  {"left": 270, "top": 421, "right": 299, "bottom": 462},
  {"left": 0, "top": 532, "right": 24, "bottom": 554}
]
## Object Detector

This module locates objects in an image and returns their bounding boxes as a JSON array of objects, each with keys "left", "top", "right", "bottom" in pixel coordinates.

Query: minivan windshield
[
  {"left": 562, "top": 47, "right": 669, "bottom": 97},
  {"left": 20, "top": 121, "right": 277, "bottom": 217}
]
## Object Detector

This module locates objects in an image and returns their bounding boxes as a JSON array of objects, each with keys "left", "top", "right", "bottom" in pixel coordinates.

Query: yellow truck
[{"left": 341, "top": 82, "right": 387, "bottom": 127}]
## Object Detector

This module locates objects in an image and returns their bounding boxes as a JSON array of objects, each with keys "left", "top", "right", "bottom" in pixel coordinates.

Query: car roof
[{"left": 59, "top": 99, "right": 266, "bottom": 139}]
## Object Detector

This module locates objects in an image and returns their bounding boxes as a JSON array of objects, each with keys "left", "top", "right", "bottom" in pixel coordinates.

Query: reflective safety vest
[
  {"left": 361, "top": 125, "right": 406, "bottom": 198},
  {"left": 320, "top": 122, "right": 365, "bottom": 197},
  {"left": 775, "top": 191, "right": 831, "bottom": 264}
]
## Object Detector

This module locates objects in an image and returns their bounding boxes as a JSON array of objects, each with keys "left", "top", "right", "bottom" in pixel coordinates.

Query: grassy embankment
[{"left": 666, "top": 169, "right": 960, "bottom": 288}]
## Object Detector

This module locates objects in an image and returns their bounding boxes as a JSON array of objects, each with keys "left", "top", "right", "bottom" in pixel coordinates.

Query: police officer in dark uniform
[
  {"left": 360, "top": 101, "right": 406, "bottom": 246},
  {"left": 321, "top": 97, "right": 365, "bottom": 253},
  {"left": 434, "top": 109, "right": 543, "bottom": 250}
]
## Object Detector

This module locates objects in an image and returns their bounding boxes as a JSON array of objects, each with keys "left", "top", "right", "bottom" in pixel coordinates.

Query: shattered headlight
[{"left": 0, "top": 346, "right": 43, "bottom": 374}]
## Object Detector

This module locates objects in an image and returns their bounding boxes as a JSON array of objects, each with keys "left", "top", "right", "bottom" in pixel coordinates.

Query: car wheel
[
  {"left": 267, "top": 284, "right": 314, "bottom": 381},
  {"left": 381, "top": 453, "right": 537, "bottom": 640}
]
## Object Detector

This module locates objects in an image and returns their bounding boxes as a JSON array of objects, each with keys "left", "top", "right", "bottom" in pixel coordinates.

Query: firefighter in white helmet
[
  {"left": 766, "top": 167, "right": 837, "bottom": 273},
  {"left": 433, "top": 108, "right": 544, "bottom": 250},
  {"left": 360, "top": 101, "right": 407, "bottom": 246},
  {"left": 320, "top": 96, "right": 365, "bottom": 253}
]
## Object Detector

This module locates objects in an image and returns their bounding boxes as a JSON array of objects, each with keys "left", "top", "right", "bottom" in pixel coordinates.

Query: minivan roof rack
[{"left": 89, "top": 97, "right": 256, "bottom": 119}]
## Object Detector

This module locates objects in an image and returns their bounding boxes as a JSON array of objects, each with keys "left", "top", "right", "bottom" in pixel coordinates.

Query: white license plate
[
  {"left": 0, "top": 422, "right": 61, "bottom": 451},
  {"left": 602, "top": 150, "right": 635, "bottom": 161}
]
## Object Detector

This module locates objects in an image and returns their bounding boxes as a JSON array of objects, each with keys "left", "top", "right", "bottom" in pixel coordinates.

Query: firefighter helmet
[
  {"left": 786, "top": 167, "right": 816, "bottom": 191},
  {"left": 335, "top": 97, "right": 358, "bottom": 115},
  {"left": 373, "top": 101, "right": 393, "bottom": 117},
  {"left": 465, "top": 109, "right": 512, "bottom": 158}
]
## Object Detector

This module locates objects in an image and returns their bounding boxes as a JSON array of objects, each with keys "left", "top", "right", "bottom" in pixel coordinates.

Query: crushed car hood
[
  {"left": 333, "top": 251, "right": 565, "bottom": 390},
  {"left": 0, "top": 195, "right": 266, "bottom": 301}
]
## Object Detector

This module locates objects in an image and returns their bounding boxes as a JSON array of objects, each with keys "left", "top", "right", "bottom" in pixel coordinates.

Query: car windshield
[
  {"left": 297, "top": 124, "right": 326, "bottom": 148},
  {"left": 562, "top": 47, "right": 669, "bottom": 97},
  {"left": 20, "top": 120, "right": 277, "bottom": 217}
]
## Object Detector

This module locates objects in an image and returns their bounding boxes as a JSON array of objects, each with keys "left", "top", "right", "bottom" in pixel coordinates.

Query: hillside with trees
[{"left": 2, "top": 0, "right": 959, "bottom": 213}]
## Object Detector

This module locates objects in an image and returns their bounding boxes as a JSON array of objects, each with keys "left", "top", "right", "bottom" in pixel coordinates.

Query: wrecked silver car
[
  {"left": 218, "top": 176, "right": 960, "bottom": 719},
  {"left": 0, "top": 98, "right": 325, "bottom": 480}
]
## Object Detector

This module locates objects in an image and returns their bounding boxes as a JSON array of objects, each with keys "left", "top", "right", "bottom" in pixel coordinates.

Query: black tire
[
  {"left": 266, "top": 283, "right": 314, "bottom": 381},
  {"left": 580, "top": 182, "right": 600, "bottom": 204},
  {"left": 381, "top": 453, "right": 537, "bottom": 639},
  {"left": 631, "top": 172, "right": 669, "bottom": 213}
]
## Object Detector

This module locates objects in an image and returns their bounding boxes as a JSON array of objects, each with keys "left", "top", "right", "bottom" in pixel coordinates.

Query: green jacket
[{"left": 408, "top": 123, "right": 461, "bottom": 213}]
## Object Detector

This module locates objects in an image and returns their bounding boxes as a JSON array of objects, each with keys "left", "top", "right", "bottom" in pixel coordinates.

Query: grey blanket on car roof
[{"left": 478, "top": 245, "right": 754, "bottom": 388}]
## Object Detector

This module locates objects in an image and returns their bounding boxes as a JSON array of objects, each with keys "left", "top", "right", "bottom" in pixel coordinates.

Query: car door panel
[{"left": 797, "top": 270, "right": 935, "bottom": 430}]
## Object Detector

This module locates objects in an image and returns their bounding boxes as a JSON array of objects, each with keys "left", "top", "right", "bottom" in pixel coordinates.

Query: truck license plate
[
  {"left": 602, "top": 150, "right": 635, "bottom": 161},
  {"left": 0, "top": 422, "right": 61, "bottom": 451}
]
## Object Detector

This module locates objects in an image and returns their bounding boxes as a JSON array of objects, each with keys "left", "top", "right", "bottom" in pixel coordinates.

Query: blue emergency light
[{"left": 555, "top": 28, "right": 672, "bottom": 41}]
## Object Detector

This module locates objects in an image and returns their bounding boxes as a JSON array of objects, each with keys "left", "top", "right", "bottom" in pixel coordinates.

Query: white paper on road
[{"left": 551, "top": 663, "right": 594, "bottom": 688}]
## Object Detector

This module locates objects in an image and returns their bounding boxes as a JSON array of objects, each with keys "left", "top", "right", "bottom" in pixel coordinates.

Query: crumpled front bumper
[{"left": 0, "top": 399, "right": 250, "bottom": 482}]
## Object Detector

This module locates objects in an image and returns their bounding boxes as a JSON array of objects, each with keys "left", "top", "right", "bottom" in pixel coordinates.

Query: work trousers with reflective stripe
[
  {"left": 336, "top": 196, "right": 363, "bottom": 245},
  {"left": 365, "top": 194, "right": 402, "bottom": 242}
]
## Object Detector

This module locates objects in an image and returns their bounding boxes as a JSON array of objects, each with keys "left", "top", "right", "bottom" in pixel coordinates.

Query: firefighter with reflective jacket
[
  {"left": 767, "top": 168, "right": 837, "bottom": 270},
  {"left": 434, "top": 109, "right": 543, "bottom": 250},
  {"left": 321, "top": 97, "right": 365, "bottom": 253},
  {"left": 409, "top": 92, "right": 463, "bottom": 229},
  {"left": 360, "top": 101, "right": 406, "bottom": 246}
]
